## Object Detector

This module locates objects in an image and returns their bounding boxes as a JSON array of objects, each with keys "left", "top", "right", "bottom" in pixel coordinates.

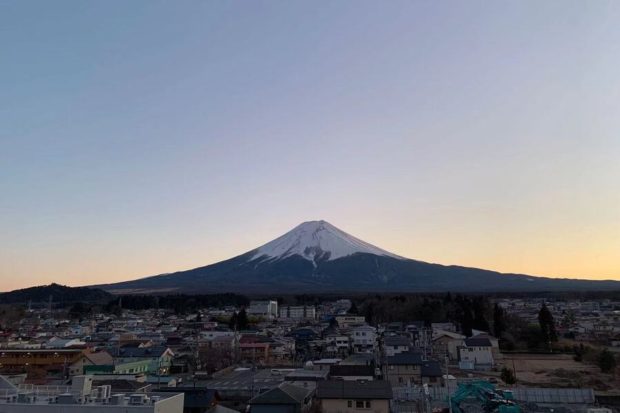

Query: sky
[{"left": 1, "top": 1, "right": 620, "bottom": 291}]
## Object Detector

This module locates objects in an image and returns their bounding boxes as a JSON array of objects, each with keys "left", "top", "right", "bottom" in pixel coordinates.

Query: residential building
[
  {"left": 383, "top": 352, "right": 424, "bottom": 386},
  {"left": 351, "top": 326, "right": 377, "bottom": 353},
  {"left": 329, "top": 365, "right": 375, "bottom": 381},
  {"left": 247, "top": 301, "right": 278, "bottom": 319},
  {"left": 458, "top": 337, "right": 494, "bottom": 370},
  {"left": 335, "top": 316, "right": 366, "bottom": 328},
  {"left": 383, "top": 336, "right": 411, "bottom": 356},
  {"left": 0, "top": 375, "right": 184, "bottom": 413},
  {"left": 279, "top": 306, "right": 316, "bottom": 321},
  {"left": 316, "top": 380, "right": 392, "bottom": 413},
  {"left": 248, "top": 382, "right": 313, "bottom": 413}
]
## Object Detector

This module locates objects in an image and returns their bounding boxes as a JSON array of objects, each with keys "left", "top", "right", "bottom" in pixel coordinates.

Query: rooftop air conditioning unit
[
  {"left": 110, "top": 394, "right": 126, "bottom": 405},
  {"left": 129, "top": 394, "right": 148, "bottom": 405}
]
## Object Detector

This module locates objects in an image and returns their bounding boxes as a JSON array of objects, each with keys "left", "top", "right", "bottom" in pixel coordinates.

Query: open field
[{"left": 501, "top": 353, "right": 620, "bottom": 392}]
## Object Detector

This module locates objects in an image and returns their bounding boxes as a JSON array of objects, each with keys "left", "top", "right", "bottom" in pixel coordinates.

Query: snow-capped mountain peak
[{"left": 251, "top": 220, "right": 404, "bottom": 263}]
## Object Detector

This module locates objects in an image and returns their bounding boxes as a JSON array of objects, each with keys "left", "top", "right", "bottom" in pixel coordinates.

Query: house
[
  {"left": 431, "top": 322, "right": 457, "bottom": 333},
  {"left": 383, "top": 335, "right": 411, "bottom": 356},
  {"left": 420, "top": 360, "right": 443, "bottom": 387},
  {"left": 383, "top": 352, "right": 424, "bottom": 386},
  {"left": 458, "top": 337, "right": 494, "bottom": 370},
  {"left": 324, "top": 334, "right": 350, "bottom": 356},
  {"left": 432, "top": 330, "right": 465, "bottom": 360},
  {"left": 309, "top": 358, "right": 342, "bottom": 372},
  {"left": 351, "top": 325, "right": 377, "bottom": 353},
  {"left": 248, "top": 382, "right": 314, "bottom": 413},
  {"left": 109, "top": 345, "right": 174, "bottom": 375},
  {"left": 70, "top": 349, "right": 114, "bottom": 375},
  {"left": 335, "top": 316, "right": 366, "bottom": 328},
  {"left": 316, "top": 379, "right": 392, "bottom": 413}
]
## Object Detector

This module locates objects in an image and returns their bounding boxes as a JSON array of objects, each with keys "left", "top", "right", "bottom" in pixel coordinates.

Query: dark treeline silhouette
[
  {"left": 0, "top": 283, "right": 112, "bottom": 306},
  {"left": 104, "top": 293, "right": 249, "bottom": 314},
  {"left": 352, "top": 293, "right": 492, "bottom": 337}
]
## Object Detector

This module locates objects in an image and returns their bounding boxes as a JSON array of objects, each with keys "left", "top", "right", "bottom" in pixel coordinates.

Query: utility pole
[{"left": 446, "top": 354, "right": 452, "bottom": 413}]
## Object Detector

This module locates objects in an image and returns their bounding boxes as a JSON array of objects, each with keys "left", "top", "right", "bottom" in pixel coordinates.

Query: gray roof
[
  {"left": 317, "top": 380, "right": 392, "bottom": 400},
  {"left": 341, "top": 353, "right": 375, "bottom": 366},
  {"left": 330, "top": 365, "right": 374, "bottom": 378},
  {"left": 464, "top": 337, "right": 492, "bottom": 347},
  {"left": 207, "top": 406, "right": 240, "bottom": 413},
  {"left": 384, "top": 336, "right": 411, "bottom": 347},
  {"left": 110, "top": 346, "right": 170, "bottom": 358},
  {"left": 250, "top": 383, "right": 313, "bottom": 405},
  {"left": 386, "top": 352, "right": 423, "bottom": 366},
  {"left": 421, "top": 361, "right": 443, "bottom": 377}
]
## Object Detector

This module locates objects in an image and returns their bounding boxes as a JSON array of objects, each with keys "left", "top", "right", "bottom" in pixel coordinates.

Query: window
[
  {"left": 366, "top": 401, "right": 372, "bottom": 408},
  {"left": 348, "top": 400, "right": 352, "bottom": 408},
  {"left": 356, "top": 401, "right": 364, "bottom": 408}
]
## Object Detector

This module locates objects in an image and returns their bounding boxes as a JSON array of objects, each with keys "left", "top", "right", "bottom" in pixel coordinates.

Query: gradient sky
[{"left": 2, "top": 1, "right": 620, "bottom": 291}]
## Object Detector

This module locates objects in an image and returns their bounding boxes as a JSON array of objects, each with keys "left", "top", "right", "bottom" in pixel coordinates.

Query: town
[{"left": 0, "top": 291, "right": 618, "bottom": 413}]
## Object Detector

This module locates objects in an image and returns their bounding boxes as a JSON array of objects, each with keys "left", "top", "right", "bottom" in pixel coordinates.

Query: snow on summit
[{"left": 251, "top": 220, "right": 404, "bottom": 262}]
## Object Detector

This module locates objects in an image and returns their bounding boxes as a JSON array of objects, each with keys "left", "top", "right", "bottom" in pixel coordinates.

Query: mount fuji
[{"left": 98, "top": 220, "right": 620, "bottom": 294}]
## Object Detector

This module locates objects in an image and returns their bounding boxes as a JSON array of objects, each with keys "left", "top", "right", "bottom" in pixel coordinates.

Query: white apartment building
[
  {"left": 247, "top": 301, "right": 278, "bottom": 319},
  {"left": 0, "top": 375, "right": 184, "bottom": 413}
]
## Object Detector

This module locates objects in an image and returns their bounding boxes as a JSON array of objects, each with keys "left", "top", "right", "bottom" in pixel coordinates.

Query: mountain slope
[
  {"left": 97, "top": 220, "right": 620, "bottom": 294},
  {"left": 0, "top": 283, "right": 112, "bottom": 304}
]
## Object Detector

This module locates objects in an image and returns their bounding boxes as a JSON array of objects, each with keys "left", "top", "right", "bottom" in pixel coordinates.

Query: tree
[
  {"left": 228, "top": 312, "right": 238, "bottom": 330},
  {"left": 348, "top": 302, "right": 359, "bottom": 315},
  {"left": 598, "top": 349, "right": 617, "bottom": 374},
  {"left": 522, "top": 325, "right": 547, "bottom": 350},
  {"left": 237, "top": 309, "right": 249, "bottom": 330},
  {"left": 501, "top": 367, "right": 516, "bottom": 384},
  {"left": 68, "top": 302, "right": 90, "bottom": 320},
  {"left": 538, "top": 303, "right": 557, "bottom": 347},
  {"left": 493, "top": 304, "right": 507, "bottom": 339},
  {"left": 472, "top": 298, "right": 490, "bottom": 332}
]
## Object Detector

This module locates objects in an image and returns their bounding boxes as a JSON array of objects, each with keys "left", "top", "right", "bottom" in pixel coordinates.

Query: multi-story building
[
  {"left": 0, "top": 349, "right": 87, "bottom": 378},
  {"left": 335, "top": 316, "right": 366, "bottom": 328},
  {"left": 0, "top": 375, "right": 184, "bottom": 413},
  {"left": 351, "top": 326, "right": 377, "bottom": 353},
  {"left": 247, "top": 301, "right": 278, "bottom": 319},
  {"left": 279, "top": 306, "right": 316, "bottom": 321},
  {"left": 383, "top": 352, "right": 423, "bottom": 386},
  {"left": 383, "top": 336, "right": 411, "bottom": 356}
]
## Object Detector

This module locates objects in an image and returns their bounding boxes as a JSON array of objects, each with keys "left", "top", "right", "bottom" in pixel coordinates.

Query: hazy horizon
[{"left": 2, "top": 1, "right": 620, "bottom": 291}]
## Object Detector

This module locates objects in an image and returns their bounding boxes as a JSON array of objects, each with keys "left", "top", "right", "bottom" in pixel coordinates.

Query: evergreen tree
[
  {"left": 364, "top": 302, "right": 375, "bottom": 325},
  {"left": 538, "top": 303, "right": 558, "bottom": 345},
  {"left": 493, "top": 303, "right": 507, "bottom": 338},
  {"left": 500, "top": 367, "right": 516, "bottom": 384},
  {"left": 348, "top": 302, "right": 359, "bottom": 315},
  {"left": 598, "top": 349, "right": 617, "bottom": 374},
  {"left": 228, "top": 312, "right": 238, "bottom": 330},
  {"left": 237, "top": 308, "right": 249, "bottom": 330},
  {"left": 461, "top": 307, "right": 474, "bottom": 337}
]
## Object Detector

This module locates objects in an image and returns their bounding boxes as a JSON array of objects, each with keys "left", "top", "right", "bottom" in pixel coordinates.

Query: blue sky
[{"left": 2, "top": 1, "right": 620, "bottom": 290}]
